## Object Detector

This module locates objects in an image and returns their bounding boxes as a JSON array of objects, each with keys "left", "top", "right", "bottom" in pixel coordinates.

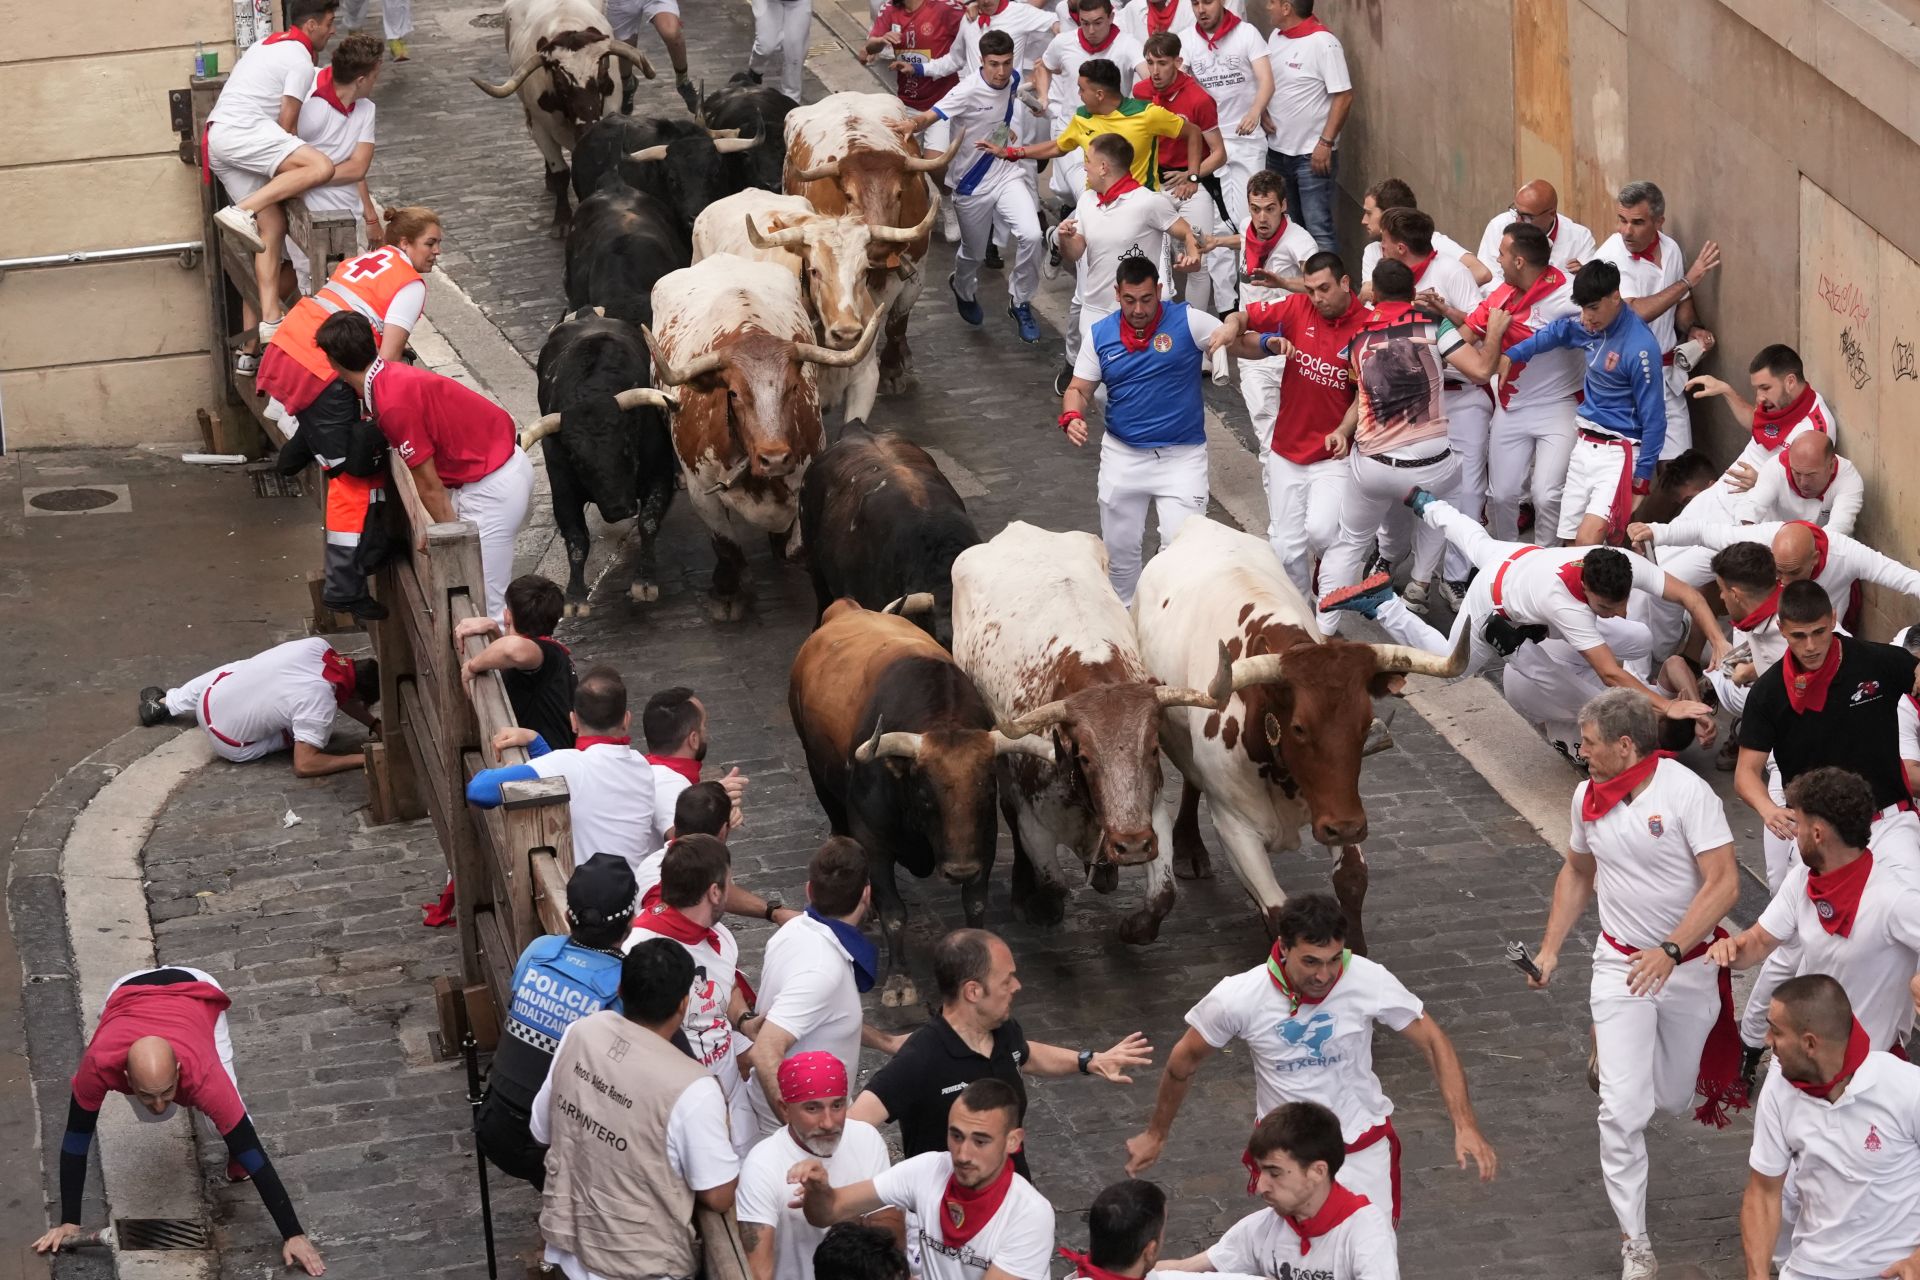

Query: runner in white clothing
[
  {"left": 1628, "top": 518, "right": 1920, "bottom": 622},
  {"left": 1591, "top": 180, "right": 1721, "bottom": 459},
  {"left": 1057, "top": 133, "right": 1201, "bottom": 364},
  {"left": 794, "top": 1080, "right": 1056, "bottom": 1280},
  {"left": 1699, "top": 541, "right": 1788, "bottom": 720},
  {"left": 1684, "top": 343, "right": 1838, "bottom": 491},
  {"left": 1356, "top": 177, "right": 1488, "bottom": 299},
  {"left": 1529, "top": 689, "right": 1741, "bottom": 1280},
  {"left": 1124, "top": 894, "right": 1496, "bottom": 1221},
  {"left": 1472, "top": 179, "right": 1596, "bottom": 292},
  {"left": 141, "top": 637, "right": 377, "bottom": 772},
  {"left": 642, "top": 686, "right": 750, "bottom": 847},
  {"left": 1178, "top": 0, "right": 1271, "bottom": 251},
  {"left": 286, "top": 34, "right": 383, "bottom": 291},
  {"left": 1730, "top": 432, "right": 1863, "bottom": 533},
  {"left": 1160, "top": 1102, "right": 1399, "bottom": 1280},
  {"left": 1202, "top": 170, "right": 1317, "bottom": 454},
  {"left": 1743, "top": 975, "right": 1920, "bottom": 1280},
  {"left": 907, "top": 0, "right": 1059, "bottom": 86}
]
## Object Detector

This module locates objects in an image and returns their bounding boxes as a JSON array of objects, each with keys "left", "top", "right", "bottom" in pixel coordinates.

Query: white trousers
[
  {"left": 1503, "top": 619, "right": 1652, "bottom": 749},
  {"left": 1239, "top": 351, "right": 1285, "bottom": 457},
  {"left": 1098, "top": 433, "right": 1209, "bottom": 607},
  {"left": 454, "top": 448, "right": 535, "bottom": 623},
  {"left": 106, "top": 967, "right": 241, "bottom": 1122},
  {"left": 1591, "top": 944, "right": 1720, "bottom": 1241},
  {"left": 1167, "top": 184, "right": 1225, "bottom": 315},
  {"left": 1487, "top": 396, "right": 1579, "bottom": 544},
  {"left": 1556, "top": 429, "right": 1637, "bottom": 541},
  {"left": 1438, "top": 386, "right": 1494, "bottom": 580},
  {"left": 166, "top": 668, "right": 295, "bottom": 763},
  {"left": 954, "top": 180, "right": 1043, "bottom": 308},
  {"left": 1627, "top": 543, "right": 1716, "bottom": 661},
  {"left": 1317, "top": 448, "right": 1460, "bottom": 634},
  {"left": 338, "top": 0, "right": 412, "bottom": 38},
  {"left": 1262, "top": 451, "right": 1347, "bottom": 596},
  {"left": 1335, "top": 1134, "right": 1395, "bottom": 1228},
  {"left": 1214, "top": 135, "right": 1264, "bottom": 232},
  {"left": 1048, "top": 144, "right": 1086, "bottom": 210},
  {"left": 748, "top": 0, "right": 811, "bottom": 103},
  {"left": 1360, "top": 499, "right": 1519, "bottom": 677}
]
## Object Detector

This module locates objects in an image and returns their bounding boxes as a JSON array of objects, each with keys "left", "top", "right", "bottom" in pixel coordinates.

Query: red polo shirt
[
  {"left": 366, "top": 360, "right": 515, "bottom": 486},
  {"left": 872, "top": 0, "right": 963, "bottom": 111},
  {"left": 1133, "top": 73, "right": 1216, "bottom": 172},
  {"left": 72, "top": 981, "right": 246, "bottom": 1133},
  {"left": 1246, "top": 293, "right": 1372, "bottom": 464}
]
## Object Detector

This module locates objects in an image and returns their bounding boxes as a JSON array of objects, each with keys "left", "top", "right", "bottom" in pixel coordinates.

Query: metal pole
[
  {"left": 463, "top": 1031, "right": 499, "bottom": 1280},
  {"left": 0, "top": 242, "right": 204, "bottom": 278}
]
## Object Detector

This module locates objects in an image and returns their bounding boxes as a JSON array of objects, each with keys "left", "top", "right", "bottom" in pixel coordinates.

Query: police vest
[
  {"left": 490, "top": 935, "right": 624, "bottom": 1106},
  {"left": 1093, "top": 301, "right": 1207, "bottom": 450},
  {"left": 271, "top": 245, "right": 423, "bottom": 383}
]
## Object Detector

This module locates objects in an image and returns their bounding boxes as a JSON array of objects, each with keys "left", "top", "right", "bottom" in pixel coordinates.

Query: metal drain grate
[
  {"left": 249, "top": 466, "right": 306, "bottom": 499},
  {"left": 114, "top": 1218, "right": 209, "bottom": 1250}
]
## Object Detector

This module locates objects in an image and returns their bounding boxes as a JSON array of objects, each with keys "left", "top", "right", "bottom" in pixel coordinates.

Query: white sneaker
[
  {"left": 1620, "top": 1238, "right": 1657, "bottom": 1280},
  {"left": 941, "top": 201, "right": 960, "bottom": 244},
  {"left": 215, "top": 205, "right": 265, "bottom": 253},
  {"left": 1043, "top": 226, "right": 1062, "bottom": 280},
  {"left": 1404, "top": 579, "right": 1432, "bottom": 616}
]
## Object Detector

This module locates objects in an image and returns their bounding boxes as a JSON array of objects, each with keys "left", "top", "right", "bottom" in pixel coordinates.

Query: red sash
[
  {"left": 1601, "top": 927, "right": 1749, "bottom": 1125},
  {"left": 1488, "top": 544, "right": 1543, "bottom": 618}
]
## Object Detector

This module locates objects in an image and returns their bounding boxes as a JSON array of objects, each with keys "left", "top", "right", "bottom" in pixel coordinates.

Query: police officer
[{"left": 474, "top": 853, "right": 637, "bottom": 1188}]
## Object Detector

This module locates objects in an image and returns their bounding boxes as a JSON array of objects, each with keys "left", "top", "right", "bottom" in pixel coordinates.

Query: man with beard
[
  {"left": 737, "top": 1052, "right": 898, "bottom": 1280},
  {"left": 642, "top": 685, "right": 752, "bottom": 850}
]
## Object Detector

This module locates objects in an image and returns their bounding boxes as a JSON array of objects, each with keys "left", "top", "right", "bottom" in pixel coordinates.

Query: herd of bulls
[{"left": 474, "top": 6, "right": 1472, "bottom": 979}]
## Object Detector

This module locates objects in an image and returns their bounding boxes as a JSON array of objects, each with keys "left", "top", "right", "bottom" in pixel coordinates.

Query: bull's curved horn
[
  {"left": 613, "top": 386, "right": 680, "bottom": 412},
  {"left": 471, "top": 51, "right": 545, "bottom": 98},
  {"left": 628, "top": 143, "right": 671, "bottom": 163},
  {"left": 1368, "top": 620, "right": 1472, "bottom": 678},
  {"left": 641, "top": 324, "right": 727, "bottom": 385},
  {"left": 792, "top": 310, "right": 884, "bottom": 368},
  {"left": 607, "top": 40, "right": 657, "bottom": 79},
  {"left": 1229, "top": 651, "right": 1290, "bottom": 693},
  {"left": 706, "top": 128, "right": 741, "bottom": 139},
  {"left": 1155, "top": 640, "right": 1235, "bottom": 709},
  {"left": 1361, "top": 718, "right": 1394, "bottom": 757},
  {"left": 868, "top": 177, "right": 941, "bottom": 245},
  {"left": 854, "top": 718, "right": 924, "bottom": 763},
  {"left": 995, "top": 699, "right": 1071, "bottom": 738},
  {"left": 518, "top": 412, "right": 564, "bottom": 451},
  {"left": 745, "top": 214, "right": 808, "bottom": 250},
  {"left": 694, "top": 79, "right": 709, "bottom": 127},
  {"left": 881, "top": 592, "right": 935, "bottom": 617},
  {"left": 902, "top": 135, "right": 963, "bottom": 173},
  {"left": 713, "top": 135, "right": 763, "bottom": 155},
  {"left": 793, "top": 156, "right": 843, "bottom": 183},
  {"left": 991, "top": 730, "right": 1057, "bottom": 762}
]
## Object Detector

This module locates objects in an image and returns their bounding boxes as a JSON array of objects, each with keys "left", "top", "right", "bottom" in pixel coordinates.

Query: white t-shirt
[
  {"left": 737, "top": 1121, "right": 894, "bottom": 1280},
  {"left": 1041, "top": 29, "right": 1146, "bottom": 125},
  {"left": 1184, "top": 956, "right": 1422, "bottom": 1140},
  {"left": 1208, "top": 1203, "right": 1400, "bottom": 1280},
  {"left": 1568, "top": 758, "right": 1734, "bottom": 948},
  {"left": 1264, "top": 26, "right": 1350, "bottom": 155},
  {"left": 1488, "top": 544, "right": 1666, "bottom": 653},
  {"left": 933, "top": 70, "right": 1042, "bottom": 201},
  {"left": 872, "top": 1152, "right": 1055, "bottom": 1280},
  {"left": 756, "top": 913, "right": 868, "bottom": 1090},
  {"left": 1072, "top": 306, "right": 1221, "bottom": 382},
  {"left": 207, "top": 37, "right": 317, "bottom": 131},
  {"left": 918, "top": 3, "right": 1059, "bottom": 79},
  {"left": 197, "top": 637, "right": 341, "bottom": 750},
  {"left": 1071, "top": 185, "right": 1181, "bottom": 316},
  {"left": 1474, "top": 211, "right": 1596, "bottom": 282},
  {"left": 633, "top": 845, "right": 668, "bottom": 901},
  {"left": 650, "top": 759, "right": 696, "bottom": 847},
  {"left": 625, "top": 911, "right": 747, "bottom": 1086},
  {"left": 529, "top": 743, "right": 659, "bottom": 868},
  {"left": 1594, "top": 231, "right": 1686, "bottom": 354},
  {"left": 1730, "top": 453, "right": 1864, "bottom": 536},
  {"left": 1361, "top": 232, "right": 1471, "bottom": 290},
  {"left": 1757, "top": 856, "right": 1920, "bottom": 1049},
  {"left": 530, "top": 1020, "right": 741, "bottom": 1280},
  {"left": 294, "top": 91, "right": 375, "bottom": 214},
  {"left": 1116, "top": 0, "right": 1195, "bottom": 45},
  {"left": 1179, "top": 21, "right": 1268, "bottom": 136},
  {"left": 1901, "top": 695, "right": 1920, "bottom": 766},
  {"left": 1749, "top": 1053, "right": 1920, "bottom": 1280},
  {"left": 1649, "top": 521, "right": 1920, "bottom": 613},
  {"left": 1237, "top": 216, "right": 1321, "bottom": 307}
]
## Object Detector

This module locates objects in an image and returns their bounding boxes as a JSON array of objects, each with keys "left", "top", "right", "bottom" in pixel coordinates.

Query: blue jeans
[{"left": 1267, "top": 148, "right": 1339, "bottom": 255}]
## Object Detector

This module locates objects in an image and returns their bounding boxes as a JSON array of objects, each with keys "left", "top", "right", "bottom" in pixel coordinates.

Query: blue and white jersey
[
  {"left": 932, "top": 68, "right": 1040, "bottom": 200},
  {"left": 1074, "top": 300, "right": 1220, "bottom": 450}
]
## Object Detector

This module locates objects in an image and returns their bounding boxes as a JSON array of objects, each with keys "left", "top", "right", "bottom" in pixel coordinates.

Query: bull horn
[
  {"left": 991, "top": 729, "right": 1057, "bottom": 762},
  {"left": 694, "top": 79, "right": 709, "bottom": 127},
  {"left": 793, "top": 310, "right": 884, "bottom": 368},
  {"left": 868, "top": 177, "right": 941, "bottom": 245},
  {"left": 628, "top": 144, "right": 671, "bottom": 163},
  {"left": 1361, "top": 718, "right": 1394, "bottom": 757},
  {"left": 471, "top": 51, "right": 544, "bottom": 98},
  {"left": 706, "top": 128, "right": 742, "bottom": 139},
  {"left": 903, "top": 135, "right": 963, "bottom": 174},
  {"left": 882, "top": 592, "right": 935, "bottom": 617},
  {"left": 854, "top": 719, "right": 924, "bottom": 763},
  {"left": 794, "top": 156, "right": 843, "bottom": 182},
  {"left": 1229, "top": 650, "right": 1290, "bottom": 693},
  {"left": 745, "top": 213, "right": 808, "bottom": 250},
  {"left": 518, "top": 412, "right": 564, "bottom": 450},
  {"left": 1368, "top": 621, "right": 1472, "bottom": 679},
  {"left": 641, "top": 324, "right": 727, "bottom": 385},
  {"left": 613, "top": 386, "right": 679, "bottom": 412},
  {"left": 995, "top": 698, "right": 1071, "bottom": 738},
  {"left": 713, "top": 135, "right": 763, "bottom": 155},
  {"left": 607, "top": 40, "right": 657, "bottom": 79},
  {"left": 1158, "top": 640, "right": 1235, "bottom": 708}
]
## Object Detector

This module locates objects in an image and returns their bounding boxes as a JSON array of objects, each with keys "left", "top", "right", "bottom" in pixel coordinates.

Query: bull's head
[
  {"left": 792, "top": 143, "right": 959, "bottom": 268},
  {"left": 855, "top": 720, "right": 1054, "bottom": 884},
  {"left": 520, "top": 382, "right": 676, "bottom": 523},
  {"left": 471, "top": 27, "right": 655, "bottom": 127},
  {"left": 643, "top": 313, "right": 882, "bottom": 480},
  {"left": 744, "top": 195, "right": 935, "bottom": 347},
  {"left": 630, "top": 123, "right": 764, "bottom": 230},
  {"left": 1225, "top": 626, "right": 1470, "bottom": 846}
]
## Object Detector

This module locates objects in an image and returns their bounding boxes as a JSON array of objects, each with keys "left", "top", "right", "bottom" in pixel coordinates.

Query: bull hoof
[
  {"left": 878, "top": 370, "right": 916, "bottom": 396},
  {"left": 548, "top": 223, "right": 568, "bottom": 241},
  {"left": 1016, "top": 881, "right": 1068, "bottom": 928},
  {"left": 880, "top": 976, "right": 918, "bottom": 1008},
  {"left": 1089, "top": 863, "right": 1119, "bottom": 894},
  {"left": 707, "top": 595, "right": 747, "bottom": 623},
  {"left": 563, "top": 599, "right": 592, "bottom": 619},
  {"left": 1173, "top": 839, "right": 1212, "bottom": 880},
  {"left": 629, "top": 581, "right": 660, "bottom": 603},
  {"left": 1117, "top": 909, "right": 1165, "bottom": 946}
]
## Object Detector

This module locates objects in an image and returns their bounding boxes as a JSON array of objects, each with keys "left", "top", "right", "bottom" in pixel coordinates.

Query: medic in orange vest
[{"left": 256, "top": 207, "right": 443, "bottom": 621}]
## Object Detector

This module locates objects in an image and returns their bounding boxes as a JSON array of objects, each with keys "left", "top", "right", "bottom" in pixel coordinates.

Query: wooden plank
[
  {"left": 499, "top": 777, "right": 569, "bottom": 953},
  {"left": 398, "top": 678, "right": 457, "bottom": 867},
  {"left": 1512, "top": 0, "right": 1574, "bottom": 196},
  {"left": 427, "top": 521, "right": 491, "bottom": 990},
  {"left": 531, "top": 851, "right": 570, "bottom": 936},
  {"left": 474, "top": 906, "right": 517, "bottom": 1027},
  {"left": 699, "top": 1208, "right": 752, "bottom": 1280}
]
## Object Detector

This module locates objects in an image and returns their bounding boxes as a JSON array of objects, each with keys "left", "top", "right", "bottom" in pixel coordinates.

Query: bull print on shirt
[{"left": 1277, "top": 1011, "right": 1335, "bottom": 1058}]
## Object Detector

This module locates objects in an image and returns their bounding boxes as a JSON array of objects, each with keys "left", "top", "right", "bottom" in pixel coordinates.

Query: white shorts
[
  {"left": 1555, "top": 427, "right": 1636, "bottom": 541},
  {"left": 208, "top": 120, "right": 306, "bottom": 202},
  {"left": 605, "top": 0, "right": 679, "bottom": 38}
]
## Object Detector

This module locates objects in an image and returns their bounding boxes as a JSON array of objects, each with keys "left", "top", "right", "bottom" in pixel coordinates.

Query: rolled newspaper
[{"left": 1209, "top": 346, "right": 1229, "bottom": 386}]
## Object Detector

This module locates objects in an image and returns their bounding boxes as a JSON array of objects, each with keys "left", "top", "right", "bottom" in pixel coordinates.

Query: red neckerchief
[
  {"left": 311, "top": 66, "right": 352, "bottom": 116},
  {"left": 577, "top": 735, "right": 630, "bottom": 751},
  {"left": 633, "top": 902, "right": 721, "bottom": 952},
  {"left": 1361, "top": 299, "right": 1417, "bottom": 330},
  {"left": 320, "top": 647, "right": 357, "bottom": 705},
  {"left": 1265, "top": 942, "right": 1344, "bottom": 1015},
  {"left": 1057, "top": 1249, "right": 1133, "bottom": 1280},
  {"left": 1628, "top": 238, "right": 1662, "bottom": 266},
  {"left": 646, "top": 753, "right": 702, "bottom": 784},
  {"left": 1245, "top": 217, "right": 1288, "bottom": 274},
  {"left": 261, "top": 27, "right": 318, "bottom": 60},
  {"left": 1783, "top": 636, "right": 1842, "bottom": 714},
  {"left": 1078, "top": 24, "right": 1118, "bottom": 53},
  {"left": 1580, "top": 751, "right": 1672, "bottom": 821},
  {"left": 1807, "top": 850, "right": 1873, "bottom": 937},
  {"left": 1278, "top": 15, "right": 1330, "bottom": 38},
  {"left": 973, "top": 0, "right": 1005, "bottom": 27},
  {"left": 1283, "top": 1183, "right": 1370, "bottom": 1256},
  {"left": 1407, "top": 251, "right": 1437, "bottom": 285},
  {"left": 1751, "top": 384, "right": 1818, "bottom": 451},
  {"left": 1796, "top": 521, "right": 1832, "bottom": 579},
  {"left": 1095, "top": 173, "right": 1142, "bottom": 207},
  {"left": 1194, "top": 10, "right": 1240, "bottom": 48},
  {"left": 1781, "top": 448, "right": 1837, "bottom": 500},
  {"left": 1546, "top": 215, "right": 1560, "bottom": 244},
  {"left": 1485, "top": 265, "right": 1565, "bottom": 331},
  {"left": 1732, "top": 586, "right": 1781, "bottom": 633},
  {"left": 1117, "top": 303, "right": 1164, "bottom": 354},
  {"left": 1556, "top": 558, "right": 1589, "bottom": 603},
  {"left": 941, "top": 1158, "right": 1015, "bottom": 1247},
  {"left": 1790, "top": 1017, "right": 1871, "bottom": 1100},
  {"left": 1145, "top": 0, "right": 1178, "bottom": 34}
]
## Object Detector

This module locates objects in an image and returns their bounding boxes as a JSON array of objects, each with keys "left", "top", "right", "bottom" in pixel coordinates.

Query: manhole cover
[
  {"left": 471, "top": 10, "right": 505, "bottom": 26},
  {"left": 113, "top": 1218, "right": 209, "bottom": 1250},
  {"left": 29, "top": 487, "right": 120, "bottom": 512}
]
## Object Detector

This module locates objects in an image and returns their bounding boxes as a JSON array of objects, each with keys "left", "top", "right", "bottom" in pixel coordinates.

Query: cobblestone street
[{"left": 123, "top": 3, "right": 1756, "bottom": 1279}]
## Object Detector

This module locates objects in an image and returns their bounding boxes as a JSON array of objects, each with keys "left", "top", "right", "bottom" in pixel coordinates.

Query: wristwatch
[
  {"left": 763, "top": 895, "right": 784, "bottom": 922},
  {"left": 1077, "top": 1049, "right": 1095, "bottom": 1075},
  {"left": 1659, "top": 941, "right": 1684, "bottom": 964}
]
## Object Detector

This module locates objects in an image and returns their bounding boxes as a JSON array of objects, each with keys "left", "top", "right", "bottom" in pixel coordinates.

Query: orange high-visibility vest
[{"left": 271, "top": 246, "right": 424, "bottom": 382}]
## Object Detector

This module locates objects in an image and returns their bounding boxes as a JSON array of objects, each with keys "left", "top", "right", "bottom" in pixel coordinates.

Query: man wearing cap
[
  {"left": 737, "top": 1052, "right": 899, "bottom": 1280},
  {"left": 474, "top": 852, "right": 636, "bottom": 1191},
  {"left": 32, "top": 967, "right": 324, "bottom": 1274},
  {"left": 136, "top": 637, "right": 378, "bottom": 776}
]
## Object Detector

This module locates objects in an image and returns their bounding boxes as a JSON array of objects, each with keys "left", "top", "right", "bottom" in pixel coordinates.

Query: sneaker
[
  {"left": 215, "top": 205, "right": 265, "bottom": 254},
  {"left": 1404, "top": 485, "right": 1439, "bottom": 517},
  {"left": 949, "top": 274, "right": 982, "bottom": 326},
  {"left": 1739, "top": 1044, "right": 1764, "bottom": 1101},
  {"left": 1404, "top": 579, "right": 1432, "bottom": 616},
  {"left": 1436, "top": 576, "right": 1470, "bottom": 611},
  {"left": 1008, "top": 302, "right": 1039, "bottom": 344},
  {"left": 387, "top": 37, "right": 409, "bottom": 60},
  {"left": 676, "top": 77, "right": 700, "bottom": 113},
  {"left": 1053, "top": 364, "right": 1073, "bottom": 397},
  {"left": 983, "top": 240, "right": 1003, "bottom": 271},
  {"left": 137, "top": 687, "right": 171, "bottom": 727},
  {"left": 1364, "top": 551, "right": 1395, "bottom": 582},
  {"left": 1620, "top": 1237, "right": 1657, "bottom": 1280},
  {"left": 1043, "top": 227, "right": 1062, "bottom": 280},
  {"left": 256, "top": 317, "right": 280, "bottom": 343},
  {"left": 233, "top": 350, "right": 260, "bottom": 376},
  {"left": 941, "top": 201, "right": 960, "bottom": 244},
  {"left": 1318, "top": 572, "right": 1394, "bottom": 620}
]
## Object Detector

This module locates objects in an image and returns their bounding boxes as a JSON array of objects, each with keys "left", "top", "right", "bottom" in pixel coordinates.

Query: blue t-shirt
[
  {"left": 1090, "top": 301, "right": 1209, "bottom": 450},
  {"left": 1505, "top": 306, "right": 1666, "bottom": 477}
]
